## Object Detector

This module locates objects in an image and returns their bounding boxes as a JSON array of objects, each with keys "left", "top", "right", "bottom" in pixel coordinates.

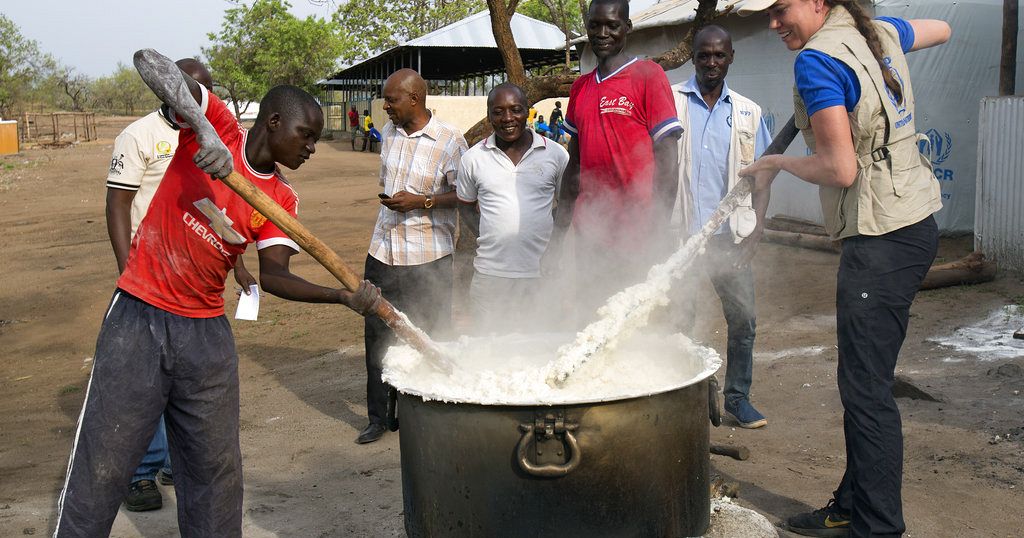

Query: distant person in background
[
  {"left": 104, "top": 57, "right": 256, "bottom": 513},
  {"left": 534, "top": 114, "right": 549, "bottom": 136},
  {"left": 457, "top": 83, "right": 569, "bottom": 333},
  {"left": 527, "top": 105, "right": 537, "bottom": 129},
  {"left": 548, "top": 118, "right": 564, "bottom": 143},
  {"left": 548, "top": 100, "right": 563, "bottom": 129},
  {"left": 361, "top": 109, "right": 374, "bottom": 152},
  {"left": 348, "top": 105, "right": 359, "bottom": 135}
]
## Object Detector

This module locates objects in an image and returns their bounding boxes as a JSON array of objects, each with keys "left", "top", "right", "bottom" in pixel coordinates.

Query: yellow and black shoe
[{"left": 786, "top": 499, "right": 850, "bottom": 537}]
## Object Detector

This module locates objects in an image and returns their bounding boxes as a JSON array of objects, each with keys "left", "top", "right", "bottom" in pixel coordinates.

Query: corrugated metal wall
[{"left": 975, "top": 97, "right": 1024, "bottom": 273}]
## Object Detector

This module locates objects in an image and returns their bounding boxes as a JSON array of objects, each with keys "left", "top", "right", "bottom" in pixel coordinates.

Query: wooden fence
[{"left": 19, "top": 112, "right": 97, "bottom": 145}]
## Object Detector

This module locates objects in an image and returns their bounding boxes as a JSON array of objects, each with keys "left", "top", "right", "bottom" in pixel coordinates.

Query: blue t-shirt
[{"left": 794, "top": 17, "right": 915, "bottom": 117}]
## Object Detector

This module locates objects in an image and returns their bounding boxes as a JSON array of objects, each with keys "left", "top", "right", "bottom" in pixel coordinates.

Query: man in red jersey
[
  {"left": 348, "top": 104, "right": 359, "bottom": 135},
  {"left": 545, "top": 0, "right": 682, "bottom": 320},
  {"left": 53, "top": 49, "right": 381, "bottom": 538}
]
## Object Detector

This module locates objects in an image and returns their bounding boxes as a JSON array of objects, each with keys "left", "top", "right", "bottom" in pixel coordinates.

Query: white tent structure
[{"left": 578, "top": 0, "right": 1023, "bottom": 234}]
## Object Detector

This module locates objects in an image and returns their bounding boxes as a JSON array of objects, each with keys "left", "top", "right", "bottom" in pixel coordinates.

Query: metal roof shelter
[{"left": 321, "top": 11, "right": 575, "bottom": 99}]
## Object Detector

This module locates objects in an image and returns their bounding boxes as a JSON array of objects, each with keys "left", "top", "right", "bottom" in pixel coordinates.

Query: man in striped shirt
[{"left": 359, "top": 69, "right": 468, "bottom": 444}]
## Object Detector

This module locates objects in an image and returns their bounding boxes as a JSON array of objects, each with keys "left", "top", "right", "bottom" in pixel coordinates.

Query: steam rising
[{"left": 546, "top": 179, "right": 751, "bottom": 385}]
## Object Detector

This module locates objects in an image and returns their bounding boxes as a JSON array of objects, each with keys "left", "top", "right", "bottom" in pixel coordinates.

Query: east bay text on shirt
[{"left": 599, "top": 95, "right": 635, "bottom": 116}]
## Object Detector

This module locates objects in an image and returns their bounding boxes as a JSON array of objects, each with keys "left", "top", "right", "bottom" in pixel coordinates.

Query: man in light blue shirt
[{"left": 673, "top": 25, "right": 771, "bottom": 429}]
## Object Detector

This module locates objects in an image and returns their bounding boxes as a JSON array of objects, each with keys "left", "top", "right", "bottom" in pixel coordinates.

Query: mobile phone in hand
[{"left": 378, "top": 193, "right": 389, "bottom": 199}]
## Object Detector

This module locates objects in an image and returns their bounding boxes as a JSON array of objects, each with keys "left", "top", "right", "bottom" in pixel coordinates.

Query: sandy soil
[{"left": 0, "top": 116, "right": 1021, "bottom": 537}]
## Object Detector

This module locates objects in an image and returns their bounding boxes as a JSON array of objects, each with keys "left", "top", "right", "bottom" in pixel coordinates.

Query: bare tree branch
[{"left": 651, "top": 3, "right": 732, "bottom": 70}]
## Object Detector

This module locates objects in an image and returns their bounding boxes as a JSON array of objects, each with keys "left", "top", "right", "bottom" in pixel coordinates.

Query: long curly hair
[{"left": 827, "top": 0, "right": 904, "bottom": 104}]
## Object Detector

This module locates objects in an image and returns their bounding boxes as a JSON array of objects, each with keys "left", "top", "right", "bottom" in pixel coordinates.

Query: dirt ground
[{"left": 1, "top": 116, "right": 1022, "bottom": 537}]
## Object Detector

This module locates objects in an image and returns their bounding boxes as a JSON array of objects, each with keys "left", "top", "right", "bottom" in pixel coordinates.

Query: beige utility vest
[
  {"left": 794, "top": 5, "right": 942, "bottom": 240},
  {"left": 675, "top": 87, "right": 762, "bottom": 242}
]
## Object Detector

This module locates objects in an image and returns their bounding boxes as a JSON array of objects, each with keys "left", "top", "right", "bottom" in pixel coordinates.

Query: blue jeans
[
  {"left": 677, "top": 235, "right": 757, "bottom": 408},
  {"left": 131, "top": 414, "right": 172, "bottom": 483}
]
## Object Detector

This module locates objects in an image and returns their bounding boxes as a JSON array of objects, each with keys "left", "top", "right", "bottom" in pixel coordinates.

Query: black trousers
[
  {"left": 833, "top": 216, "right": 938, "bottom": 537},
  {"left": 363, "top": 254, "right": 452, "bottom": 425},
  {"left": 55, "top": 291, "right": 242, "bottom": 538}
]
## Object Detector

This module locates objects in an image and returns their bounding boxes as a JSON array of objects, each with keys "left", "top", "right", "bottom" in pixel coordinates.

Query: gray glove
[
  {"left": 194, "top": 131, "right": 233, "bottom": 179},
  {"left": 349, "top": 280, "right": 383, "bottom": 316}
]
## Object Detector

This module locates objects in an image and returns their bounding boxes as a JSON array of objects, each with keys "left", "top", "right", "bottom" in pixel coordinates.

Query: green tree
[
  {"left": 333, "top": 0, "right": 485, "bottom": 66},
  {"left": 0, "top": 14, "right": 53, "bottom": 117},
  {"left": 112, "top": 62, "right": 160, "bottom": 115},
  {"left": 204, "top": 0, "right": 347, "bottom": 117},
  {"left": 517, "top": 0, "right": 583, "bottom": 69},
  {"left": 88, "top": 75, "right": 119, "bottom": 113},
  {"left": 86, "top": 63, "right": 159, "bottom": 115},
  {"left": 517, "top": 0, "right": 582, "bottom": 34}
]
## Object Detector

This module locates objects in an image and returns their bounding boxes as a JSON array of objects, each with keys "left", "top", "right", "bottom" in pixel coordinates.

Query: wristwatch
[{"left": 424, "top": 195, "right": 434, "bottom": 209}]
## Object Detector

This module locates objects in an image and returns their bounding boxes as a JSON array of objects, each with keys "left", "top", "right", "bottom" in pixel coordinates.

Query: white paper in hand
[{"left": 234, "top": 284, "right": 260, "bottom": 321}]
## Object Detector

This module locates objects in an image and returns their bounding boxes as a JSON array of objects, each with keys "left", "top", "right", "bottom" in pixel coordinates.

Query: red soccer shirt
[
  {"left": 563, "top": 58, "right": 682, "bottom": 248},
  {"left": 117, "top": 87, "right": 300, "bottom": 318}
]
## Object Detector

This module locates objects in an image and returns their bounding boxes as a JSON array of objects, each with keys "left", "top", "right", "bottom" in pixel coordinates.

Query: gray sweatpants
[{"left": 54, "top": 290, "right": 242, "bottom": 538}]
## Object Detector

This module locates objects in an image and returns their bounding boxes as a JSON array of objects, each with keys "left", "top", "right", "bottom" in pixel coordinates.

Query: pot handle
[
  {"left": 708, "top": 376, "right": 721, "bottom": 427},
  {"left": 515, "top": 424, "right": 581, "bottom": 478}
]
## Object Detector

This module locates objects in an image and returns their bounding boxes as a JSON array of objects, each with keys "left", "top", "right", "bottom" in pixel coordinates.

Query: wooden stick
[
  {"left": 763, "top": 229, "right": 840, "bottom": 253},
  {"left": 710, "top": 444, "right": 750, "bottom": 461},
  {"left": 219, "top": 170, "right": 447, "bottom": 365},
  {"left": 919, "top": 251, "right": 997, "bottom": 290},
  {"left": 765, "top": 215, "right": 828, "bottom": 236}
]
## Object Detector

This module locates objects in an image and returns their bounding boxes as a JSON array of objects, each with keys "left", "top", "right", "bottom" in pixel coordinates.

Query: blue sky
[{"left": 4, "top": 0, "right": 657, "bottom": 77}]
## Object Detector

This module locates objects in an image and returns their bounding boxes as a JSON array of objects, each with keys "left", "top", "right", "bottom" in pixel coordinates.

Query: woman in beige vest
[{"left": 736, "top": 1, "right": 951, "bottom": 537}]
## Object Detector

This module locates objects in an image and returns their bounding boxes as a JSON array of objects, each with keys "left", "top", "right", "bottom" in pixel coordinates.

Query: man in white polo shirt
[{"left": 457, "top": 83, "right": 569, "bottom": 333}]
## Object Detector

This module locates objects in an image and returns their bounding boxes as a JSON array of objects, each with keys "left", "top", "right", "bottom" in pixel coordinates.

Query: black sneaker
[
  {"left": 124, "top": 479, "right": 162, "bottom": 512},
  {"left": 157, "top": 469, "right": 173, "bottom": 486},
  {"left": 787, "top": 499, "right": 851, "bottom": 537}
]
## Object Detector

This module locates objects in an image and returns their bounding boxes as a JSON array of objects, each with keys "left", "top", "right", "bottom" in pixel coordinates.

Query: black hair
[
  {"left": 256, "top": 85, "right": 320, "bottom": 125},
  {"left": 589, "top": 0, "right": 629, "bottom": 19},
  {"left": 693, "top": 24, "right": 732, "bottom": 48},
  {"left": 487, "top": 82, "right": 528, "bottom": 107}
]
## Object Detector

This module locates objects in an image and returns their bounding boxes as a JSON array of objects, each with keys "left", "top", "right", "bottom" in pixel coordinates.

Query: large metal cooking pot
[{"left": 396, "top": 375, "right": 712, "bottom": 537}]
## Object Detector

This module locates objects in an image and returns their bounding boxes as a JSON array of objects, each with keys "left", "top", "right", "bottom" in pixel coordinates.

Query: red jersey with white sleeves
[
  {"left": 562, "top": 58, "right": 682, "bottom": 248},
  {"left": 117, "top": 86, "right": 300, "bottom": 318}
]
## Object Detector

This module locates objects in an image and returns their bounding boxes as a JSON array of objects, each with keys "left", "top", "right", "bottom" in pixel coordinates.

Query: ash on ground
[
  {"left": 930, "top": 305, "right": 1024, "bottom": 360},
  {"left": 704, "top": 497, "right": 777, "bottom": 538}
]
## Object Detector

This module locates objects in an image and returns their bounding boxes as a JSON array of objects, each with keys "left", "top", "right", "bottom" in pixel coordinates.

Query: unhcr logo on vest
[
  {"left": 883, "top": 57, "right": 908, "bottom": 118},
  {"left": 919, "top": 128, "right": 955, "bottom": 192},
  {"left": 919, "top": 128, "right": 953, "bottom": 166}
]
